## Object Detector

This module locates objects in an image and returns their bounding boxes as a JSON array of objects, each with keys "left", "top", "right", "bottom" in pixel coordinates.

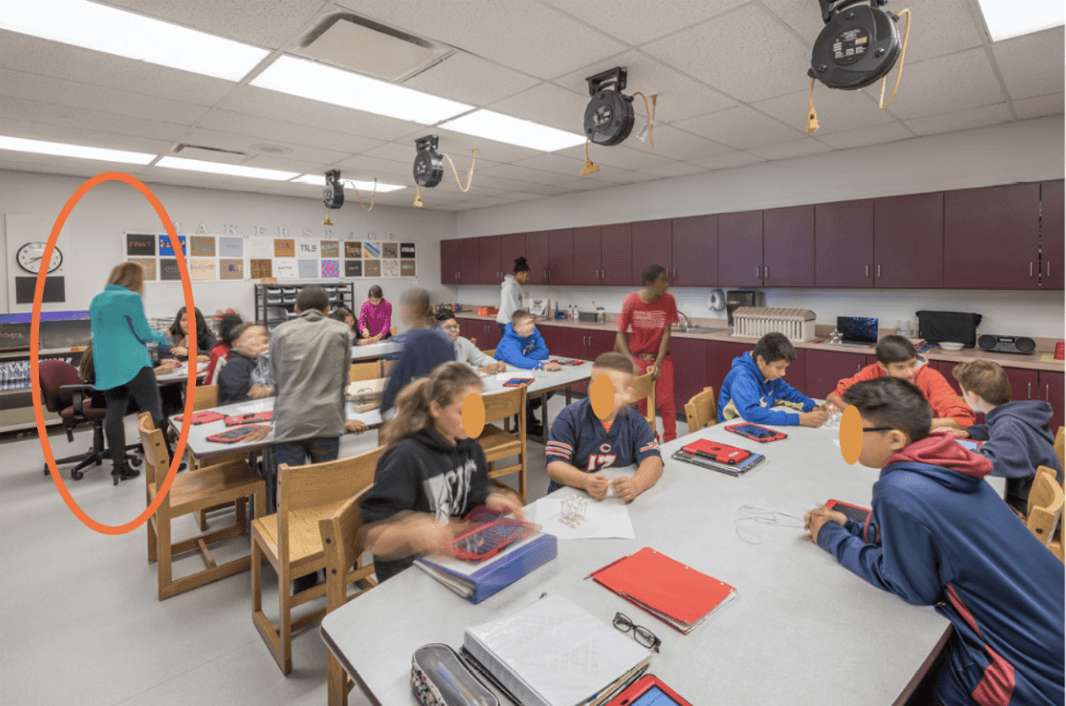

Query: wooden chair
[
  {"left": 1027, "top": 466, "right": 1064, "bottom": 555},
  {"left": 189, "top": 384, "right": 245, "bottom": 530},
  {"left": 319, "top": 489, "right": 377, "bottom": 706},
  {"left": 1054, "top": 427, "right": 1064, "bottom": 477},
  {"left": 389, "top": 326, "right": 397, "bottom": 336},
  {"left": 478, "top": 386, "right": 528, "bottom": 503},
  {"left": 381, "top": 359, "right": 397, "bottom": 377},
  {"left": 349, "top": 362, "right": 379, "bottom": 382},
  {"left": 251, "top": 446, "right": 383, "bottom": 674},
  {"left": 482, "top": 349, "right": 496, "bottom": 358},
  {"left": 631, "top": 370, "right": 657, "bottom": 438},
  {"left": 469, "top": 337, "right": 476, "bottom": 347},
  {"left": 684, "top": 386, "right": 718, "bottom": 432},
  {"left": 137, "top": 413, "right": 266, "bottom": 600}
]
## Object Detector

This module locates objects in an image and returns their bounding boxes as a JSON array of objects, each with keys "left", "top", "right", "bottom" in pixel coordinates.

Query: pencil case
[{"left": 411, "top": 644, "right": 499, "bottom": 706}]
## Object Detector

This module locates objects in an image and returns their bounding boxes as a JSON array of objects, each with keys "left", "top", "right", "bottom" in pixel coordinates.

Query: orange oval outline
[{"left": 32, "top": 172, "right": 196, "bottom": 535}]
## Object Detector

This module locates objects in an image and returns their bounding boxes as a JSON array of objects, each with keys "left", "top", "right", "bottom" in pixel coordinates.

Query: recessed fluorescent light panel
[
  {"left": 155, "top": 157, "right": 299, "bottom": 181},
  {"left": 251, "top": 56, "right": 472, "bottom": 124},
  {"left": 0, "top": 135, "right": 155, "bottom": 164},
  {"left": 292, "top": 174, "right": 406, "bottom": 193},
  {"left": 0, "top": 0, "right": 269, "bottom": 81},
  {"left": 438, "top": 110, "right": 587, "bottom": 152},
  {"left": 976, "top": 0, "right": 1064, "bottom": 41}
]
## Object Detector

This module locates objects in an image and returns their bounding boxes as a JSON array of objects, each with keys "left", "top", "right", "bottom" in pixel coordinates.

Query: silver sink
[{"left": 671, "top": 325, "right": 719, "bottom": 335}]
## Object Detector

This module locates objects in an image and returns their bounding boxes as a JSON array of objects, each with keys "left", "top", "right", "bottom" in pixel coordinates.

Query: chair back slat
[
  {"left": 482, "top": 349, "right": 495, "bottom": 358},
  {"left": 1028, "top": 466, "right": 1065, "bottom": 547},
  {"left": 319, "top": 487, "right": 372, "bottom": 611},
  {"left": 684, "top": 386, "right": 718, "bottom": 431},
  {"left": 137, "top": 413, "right": 170, "bottom": 492},
  {"left": 482, "top": 386, "right": 524, "bottom": 422},
  {"left": 192, "top": 384, "right": 218, "bottom": 411},
  {"left": 1055, "top": 427, "right": 1064, "bottom": 480},
  {"left": 631, "top": 371, "right": 656, "bottom": 434}
]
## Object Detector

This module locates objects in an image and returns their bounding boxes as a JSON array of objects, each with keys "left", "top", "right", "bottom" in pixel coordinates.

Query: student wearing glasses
[{"left": 436, "top": 311, "right": 506, "bottom": 374}]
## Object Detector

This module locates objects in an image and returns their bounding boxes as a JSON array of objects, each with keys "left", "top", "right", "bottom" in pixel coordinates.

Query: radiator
[{"left": 731, "top": 307, "right": 816, "bottom": 342}]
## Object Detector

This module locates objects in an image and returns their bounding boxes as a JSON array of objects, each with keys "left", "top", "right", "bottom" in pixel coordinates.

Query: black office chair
[{"left": 38, "top": 360, "right": 141, "bottom": 481}]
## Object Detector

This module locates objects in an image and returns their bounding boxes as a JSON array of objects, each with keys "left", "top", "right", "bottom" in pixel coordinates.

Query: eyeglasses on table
[{"left": 613, "top": 612, "right": 661, "bottom": 653}]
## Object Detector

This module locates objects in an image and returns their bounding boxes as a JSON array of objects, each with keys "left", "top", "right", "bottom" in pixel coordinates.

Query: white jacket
[{"left": 497, "top": 274, "right": 525, "bottom": 325}]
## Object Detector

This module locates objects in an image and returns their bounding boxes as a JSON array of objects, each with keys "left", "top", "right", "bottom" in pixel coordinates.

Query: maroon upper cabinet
[
  {"left": 717, "top": 210, "right": 764, "bottom": 287},
  {"left": 874, "top": 192, "right": 944, "bottom": 289},
  {"left": 672, "top": 214, "right": 717, "bottom": 287},
  {"left": 601, "top": 223, "right": 633, "bottom": 286},
  {"left": 525, "top": 231, "right": 549, "bottom": 285},
  {"left": 1042, "top": 180, "right": 1064, "bottom": 290},
  {"left": 477, "top": 235, "right": 502, "bottom": 285},
  {"left": 572, "top": 226, "right": 602, "bottom": 286},
  {"left": 440, "top": 239, "right": 461, "bottom": 284},
  {"left": 944, "top": 183, "right": 1040, "bottom": 289},
  {"left": 500, "top": 232, "right": 528, "bottom": 281},
  {"left": 816, "top": 199, "right": 874, "bottom": 288},
  {"left": 546, "top": 228, "right": 574, "bottom": 285},
  {"left": 763, "top": 205, "right": 815, "bottom": 287},
  {"left": 455, "top": 237, "right": 479, "bottom": 284},
  {"left": 631, "top": 219, "right": 672, "bottom": 286}
]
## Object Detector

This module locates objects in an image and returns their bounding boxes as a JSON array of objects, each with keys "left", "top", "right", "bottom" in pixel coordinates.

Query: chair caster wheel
[{"left": 71, "top": 470, "right": 84, "bottom": 481}]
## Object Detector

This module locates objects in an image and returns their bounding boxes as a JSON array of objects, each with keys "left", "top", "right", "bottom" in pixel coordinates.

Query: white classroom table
[
  {"left": 320, "top": 417, "right": 955, "bottom": 706},
  {"left": 154, "top": 360, "right": 208, "bottom": 384},
  {"left": 351, "top": 341, "right": 401, "bottom": 361}
]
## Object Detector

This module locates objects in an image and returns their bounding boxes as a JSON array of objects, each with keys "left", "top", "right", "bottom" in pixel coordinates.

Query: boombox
[{"left": 977, "top": 335, "right": 1036, "bottom": 355}]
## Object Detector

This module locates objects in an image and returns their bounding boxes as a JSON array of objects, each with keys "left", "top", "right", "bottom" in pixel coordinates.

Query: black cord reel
[
  {"left": 583, "top": 67, "right": 635, "bottom": 146},
  {"left": 809, "top": 0, "right": 902, "bottom": 90},
  {"left": 413, "top": 135, "right": 444, "bottom": 187},
  {"left": 323, "top": 169, "right": 344, "bottom": 209}
]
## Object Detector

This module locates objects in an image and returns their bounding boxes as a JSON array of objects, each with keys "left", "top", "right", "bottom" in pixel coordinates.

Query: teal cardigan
[{"left": 89, "top": 285, "right": 168, "bottom": 390}]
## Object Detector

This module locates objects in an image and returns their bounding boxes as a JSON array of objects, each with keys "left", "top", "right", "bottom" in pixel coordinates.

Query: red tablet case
[
  {"left": 205, "top": 424, "right": 271, "bottom": 443},
  {"left": 503, "top": 378, "right": 534, "bottom": 387},
  {"left": 224, "top": 411, "right": 273, "bottom": 426},
  {"left": 590, "top": 547, "right": 736, "bottom": 633},
  {"left": 680, "top": 439, "right": 751, "bottom": 465},
  {"left": 724, "top": 422, "right": 788, "bottom": 442},
  {"left": 605, "top": 674, "right": 693, "bottom": 706},
  {"left": 173, "top": 410, "right": 225, "bottom": 426}
]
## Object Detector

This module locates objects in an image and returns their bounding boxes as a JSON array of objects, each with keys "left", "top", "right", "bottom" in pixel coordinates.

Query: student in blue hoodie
[
  {"left": 950, "top": 360, "right": 1063, "bottom": 515},
  {"left": 380, "top": 289, "right": 454, "bottom": 416},
  {"left": 806, "top": 377, "right": 1064, "bottom": 706},
  {"left": 494, "top": 310, "right": 561, "bottom": 435},
  {"left": 718, "top": 332, "right": 827, "bottom": 427}
]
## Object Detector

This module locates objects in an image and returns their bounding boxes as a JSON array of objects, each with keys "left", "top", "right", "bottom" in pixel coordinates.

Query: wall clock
[{"left": 16, "top": 241, "right": 63, "bottom": 274}]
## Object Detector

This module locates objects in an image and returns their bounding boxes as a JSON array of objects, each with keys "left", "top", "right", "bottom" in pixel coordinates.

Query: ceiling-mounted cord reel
[
  {"left": 580, "top": 66, "right": 657, "bottom": 176},
  {"left": 805, "top": 0, "right": 911, "bottom": 133},
  {"left": 322, "top": 169, "right": 378, "bottom": 223},
  {"left": 411, "top": 135, "right": 477, "bottom": 208}
]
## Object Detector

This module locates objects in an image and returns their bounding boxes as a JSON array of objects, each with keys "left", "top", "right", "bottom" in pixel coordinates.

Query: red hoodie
[
  {"left": 834, "top": 363, "right": 976, "bottom": 428},
  {"left": 885, "top": 431, "right": 993, "bottom": 479}
]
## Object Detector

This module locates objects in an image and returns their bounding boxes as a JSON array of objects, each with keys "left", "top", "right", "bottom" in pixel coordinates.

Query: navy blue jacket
[
  {"left": 380, "top": 328, "right": 454, "bottom": 415},
  {"left": 817, "top": 433, "right": 1064, "bottom": 706},
  {"left": 717, "top": 351, "right": 816, "bottom": 425}
]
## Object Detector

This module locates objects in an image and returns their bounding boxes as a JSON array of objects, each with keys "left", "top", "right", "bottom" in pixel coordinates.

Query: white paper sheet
[{"left": 533, "top": 495, "right": 635, "bottom": 540}]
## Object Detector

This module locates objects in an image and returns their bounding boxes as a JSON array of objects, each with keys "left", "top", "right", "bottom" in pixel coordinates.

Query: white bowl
[{"left": 939, "top": 342, "right": 965, "bottom": 351}]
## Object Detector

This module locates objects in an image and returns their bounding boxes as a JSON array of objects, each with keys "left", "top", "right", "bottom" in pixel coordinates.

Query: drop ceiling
[{"left": 0, "top": 0, "right": 1061, "bottom": 211}]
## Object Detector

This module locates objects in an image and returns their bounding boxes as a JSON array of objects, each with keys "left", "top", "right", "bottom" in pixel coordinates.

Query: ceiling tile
[
  {"left": 541, "top": 0, "right": 746, "bottom": 46},
  {"left": 816, "top": 121, "right": 914, "bottom": 149},
  {"left": 686, "top": 151, "right": 766, "bottom": 170},
  {"left": 992, "top": 27, "right": 1066, "bottom": 101},
  {"left": 360, "top": 141, "right": 422, "bottom": 162},
  {"left": 0, "top": 117, "right": 173, "bottom": 154},
  {"left": 0, "top": 31, "right": 234, "bottom": 106},
  {"left": 196, "top": 109, "right": 385, "bottom": 155},
  {"left": 403, "top": 126, "right": 545, "bottom": 164},
  {"left": 747, "top": 138, "right": 833, "bottom": 160},
  {"left": 630, "top": 124, "right": 733, "bottom": 160},
  {"left": 0, "top": 157, "right": 148, "bottom": 178},
  {"left": 401, "top": 52, "right": 541, "bottom": 106},
  {"left": 330, "top": 154, "right": 412, "bottom": 178},
  {"left": 641, "top": 5, "right": 811, "bottom": 103},
  {"left": 335, "top": 1, "right": 627, "bottom": 79},
  {"left": 555, "top": 143, "right": 675, "bottom": 170},
  {"left": 0, "top": 95, "right": 188, "bottom": 143},
  {"left": 477, "top": 163, "right": 568, "bottom": 185},
  {"left": 486, "top": 82, "right": 588, "bottom": 133},
  {"left": 904, "top": 102, "right": 1012, "bottom": 136},
  {"left": 759, "top": 0, "right": 825, "bottom": 44},
  {"left": 237, "top": 154, "right": 337, "bottom": 174},
  {"left": 890, "top": 0, "right": 984, "bottom": 63},
  {"left": 96, "top": 0, "right": 327, "bottom": 49},
  {"left": 752, "top": 84, "right": 896, "bottom": 135},
  {"left": 1013, "top": 93, "right": 1064, "bottom": 120},
  {"left": 585, "top": 169, "right": 662, "bottom": 185},
  {"left": 552, "top": 50, "right": 737, "bottom": 123},
  {"left": 636, "top": 161, "right": 707, "bottom": 178},
  {"left": 510, "top": 153, "right": 587, "bottom": 175},
  {"left": 673, "top": 105, "right": 803, "bottom": 149},
  {"left": 882, "top": 47, "right": 1005, "bottom": 120},
  {"left": 174, "top": 127, "right": 350, "bottom": 166}
]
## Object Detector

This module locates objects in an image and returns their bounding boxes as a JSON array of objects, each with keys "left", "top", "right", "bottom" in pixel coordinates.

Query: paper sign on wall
[
  {"left": 345, "top": 241, "right": 361, "bottom": 258},
  {"left": 363, "top": 241, "right": 381, "bottom": 258},
  {"left": 131, "top": 257, "right": 157, "bottom": 280},
  {"left": 400, "top": 242, "right": 416, "bottom": 258},
  {"left": 382, "top": 242, "right": 398, "bottom": 258},
  {"left": 400, "top": 260, "right": 416, "bottom": 277},
  {"left": 274, "top": 239, "right": 295, "bottom": 257},
  {"left": 160, "top": 258, "right": 181, "bottom": 281},
  {"left": 321, "top": 259, "right": 339, "bottom": 278},
  {"left": 190, "top": 236, "right": 215, "bottom": 257},
  {"left": 249, "top": 238, "right": 273, "bottom": 258},
  {"left": 220, "top": 259, "right": 243, "bottom": 280},
  {"left": 345, "top": 260, "right": 362, "bottom": 277},
  {"left": 126, "top": 234, "right": 155, "bottom": 256},
  {"left": 297, "top": 241, "right": 319, "bottom": 256},
  {"left": 274, "top": 259, "right": 297, "bottom": 279},
  {"left": 382, "top": 259, "right": 399, "bottom": 277},
  {"left": 363, "top": 259, "right": 381, "bottom": 277},
  {"left": 250, "top": 259, "right": 272, "bottom": 279},
  {"left": 190, "top": 259, "right": 216, "bottom": 280},
  {"left": 297, "top": 259, "right": 318, "bottom": 278},
  {"left": 321, "top": 241, "right": 339, "bottom": 257},
  {"left": 219, "top": 237, "right": 243, "bottom": 257},
  {"left": 159, "top": 235, "right": 186, "bottom": 257}
]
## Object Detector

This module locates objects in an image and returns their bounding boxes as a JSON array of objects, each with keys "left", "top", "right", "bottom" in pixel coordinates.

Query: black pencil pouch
[{"left": 411, "top": 644, "right": 499, "bottom": 706}]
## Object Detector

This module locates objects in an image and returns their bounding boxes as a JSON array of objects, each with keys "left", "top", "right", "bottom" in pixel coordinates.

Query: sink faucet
[{"left": 677, "top": 311, "right": 692, "bottom": 330}]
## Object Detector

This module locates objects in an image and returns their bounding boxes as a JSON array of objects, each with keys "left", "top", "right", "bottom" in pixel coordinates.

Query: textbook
[
  {"left": 463, "top": 592, "right": 653, "bottom": 706},
  {"left": 414, "top": 531, "right": 557, "bottom": 604}
]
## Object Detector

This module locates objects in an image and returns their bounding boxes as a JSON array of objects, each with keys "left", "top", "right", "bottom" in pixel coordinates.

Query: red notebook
[{"left": 590, "top": 547, "right": 736, "bottom": 634}]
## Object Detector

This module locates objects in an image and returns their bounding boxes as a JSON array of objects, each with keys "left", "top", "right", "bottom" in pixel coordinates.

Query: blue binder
[{"left": 414, "top": 533, "right": 558, "bottom": 604}]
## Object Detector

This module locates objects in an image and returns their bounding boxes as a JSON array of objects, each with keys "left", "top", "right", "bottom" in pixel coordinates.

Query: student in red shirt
[{"left": 615, "top": 264, "right": 679, "bottom": 442}]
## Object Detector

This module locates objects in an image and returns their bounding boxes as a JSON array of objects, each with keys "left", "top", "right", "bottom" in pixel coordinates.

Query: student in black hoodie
[
  {"left": 360, "top": 361, "right": 524, "bottom": 582},
  {"left": 217, "top": 324, "right": 273, "bottom": 405}
]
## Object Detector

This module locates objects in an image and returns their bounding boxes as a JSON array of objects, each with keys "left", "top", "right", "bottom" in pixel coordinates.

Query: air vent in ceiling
[
  {"left": 172, "top": 143, "right": 248, "bottom": 164},
  {"left": 293, "top": 12, "right": 454, "bottom": 82}
]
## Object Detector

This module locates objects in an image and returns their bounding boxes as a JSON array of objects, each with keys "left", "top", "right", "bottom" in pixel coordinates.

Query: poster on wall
[
  {"left": 131, "top": 257, "right": 157, "bottom": 280},
  {"left": 274, "top": 239, "right": 295, "bottom": 257},
  {"left": 160, "top": 258, "right": 182, "bottom": 281},
  {"left": 220, "top": 259, "right": 244, "bottom": 280},
  {"left": 15, "top": 277, "right": 64, "bottom": 304},
  {"left": 190, "top": 236, "right": 215, "bottom": 257},
  {"left": 363, "top": 259, "right": 381, "bottom": 277},
  {"left": 249, "top": 238, "right": 273, "bottom": 258},
  {"left": 219, "top": 237, "right": 243, "bottom": 258},
  {"left": 190, "top": 259, "right": 216, "bottom": 280},
  {"left": 321, "top": 241, "right": 339, "bottom": 257},
  {"left": 297, "top": 259, "right": 318, "bottom": 278},
  {"left": 250, "top": 259, "right": 272, "bottom": 279},
  {"left": 274, "top": 259, "right": 297, "bottom": 279},
  {"left": 159, "top": 234, "right": 186, "bottom": 257},
  {"left": 321, "top": 259, "right": 339, "bottom": 278},
  {"left": 381, "top": 259, "right": 399, "bottom": 277},
  {"left": 400, "top": 242, "right": 416, "bottom": 258},
  {"left": 382, "top": 242, "right": 398, "bottom": 259},
  {"left": 344, "top": 260, "right": 362, "bottom": 277},
  {"left": 297, "top": 241, "right": 319, "bottom": 257},
  {"left": 363, "top": 241, "right": 381, "bottom": 259},
  {"left": 400, "top": 260, "right": 416, "bottom": 277},
  {"left": 344, "top": 241, "right": 361, "bottom": 258},
  {"left": 126, "top": 233, "right": 155, "bottom": 256}
]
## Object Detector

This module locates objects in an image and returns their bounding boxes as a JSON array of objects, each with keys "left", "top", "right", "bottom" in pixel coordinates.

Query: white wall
[
  {"left": 454, "top": 116, "right": 1066, "bottom": 339},
  {"left": 0, "top": 171, "right": 456, "bottom": 325}
]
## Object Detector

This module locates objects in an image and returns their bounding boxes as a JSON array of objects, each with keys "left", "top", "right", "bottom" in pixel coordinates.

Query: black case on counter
[{"left": 915, "top": 311, "right": 983, "bottom": 348}]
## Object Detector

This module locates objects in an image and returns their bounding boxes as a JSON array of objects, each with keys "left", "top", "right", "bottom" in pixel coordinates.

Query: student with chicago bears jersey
[{"left": 546, "top": 353, "right": 663, "bottom": 503}]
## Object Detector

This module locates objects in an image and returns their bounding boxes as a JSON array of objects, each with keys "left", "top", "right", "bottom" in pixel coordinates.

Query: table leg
[
  {"left": 565, "top": 387, "right": 572, "bottom": 405},
  {"left": 540, "top": 392, "right": 548, "bottom": 443}
]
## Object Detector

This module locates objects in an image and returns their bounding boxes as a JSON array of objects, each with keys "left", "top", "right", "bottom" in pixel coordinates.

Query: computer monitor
[{"left": 836, "top": 316, "right": 879, "bottom": 345}]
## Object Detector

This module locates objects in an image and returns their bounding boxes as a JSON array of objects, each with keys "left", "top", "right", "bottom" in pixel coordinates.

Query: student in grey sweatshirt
[
  {"left": 496, "top": 256, "right": 531, "bottom": 334},
  {"left": 436, "top": 311, "right": 506, "bottom": 373}
]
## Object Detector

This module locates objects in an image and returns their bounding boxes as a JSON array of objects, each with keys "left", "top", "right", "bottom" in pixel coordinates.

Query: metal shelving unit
[{"left": 254, "top": 282, "right": 356, "bottom": 331}]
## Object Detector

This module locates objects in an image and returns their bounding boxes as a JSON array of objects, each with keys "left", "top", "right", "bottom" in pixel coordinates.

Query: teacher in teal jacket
[{"left": 89, "top": 261, "right": 170, "bottom": 484}]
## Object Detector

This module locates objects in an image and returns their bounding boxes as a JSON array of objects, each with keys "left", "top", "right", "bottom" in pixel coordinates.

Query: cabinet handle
[
  {"left": 763, "top": 266, "right": 768, "bottom": 279},
  {"left": 865, "top": 264, "right": 870, "bottom": 278},
  {"left": 673, "top": 268, "right": 677, "bottom": 279},
  {"left": 755, "top": 266, "right": 760, "bottom": 279},
  {"left": 1030, "top": 262, "right": 1034, "bottom": 278},
  {"left": 857, "top": 363, "right": 862, "bottom": 372},
  {"left": 1048, "top": 261, "right": 1051, "bottom": 278},
  {"left": 1046, "top": 384, "right": 1050, "bottom": 402},
  {"left": 877, "top": 264, "right": 881, "bottom": 278},
  {"left": 1028, "top": 382, "right": 1032, "bottom": 399}
]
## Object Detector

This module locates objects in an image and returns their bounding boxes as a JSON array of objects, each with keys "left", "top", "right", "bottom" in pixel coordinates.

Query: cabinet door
[
  {"left": 440, "top": 239, "right": 460, "bottom": 284},
  {"left": 671, "top": 337, "right": 709, "bottom": 424},
  {"left": 805, "top": 350, "right": 869, "bottom": 400},
  {"left": 455, "top": 238, "right": 479, "bottom": 284},
  {"left": 672, "top": 214, "right": 717, "bottom": 287},
  {"left": 1042, "top": 180, "right": 1064, "bottom": 290},
  {"left": 500, "top": 233, "right": 527, "bottom": 279},
  {"left": 573, "top": 226, "right": 602, "bottom": 286},
  {"left": 477, "top": 235, "right": 502, "bottom": 285},
  {"left": 705, "top": 341, "right": 753, "bottom": 407},
  {"left": 537, "top": 324, "right": 566, "bottom": 357},
  {"left": 786, "top": 347, "right": 807, "bottom": 397},
  {"left": 586, "top": 330, "right": 616, "bottom": 358},
  {"left": 944, "top": 183, "right": 1040, "bottom": 289},
  {"left": 816, "top": 199, "right": 874, "bottom": 288},
  {"left": 601, "top": 223, "right": 633, "bottom": 286},
  {"left": 525, "top": 231, "right": 549, "bottom": 285},
  {"left": 717, "top": 211, "right": 764, "bottom": 287},
  {"left": 482, "top": 321, "right": 503, "bottom": 350},
  {"left": 763, "top": 205, "right": 815, "bottom": 287},
  {"left": 631, "top": 219, "right": 673, "bottom": 286},
  {"left": 874, "top": 192, "right": 944, "bottom": 288},
  {"left": 1039, "top": 370, "right": 1064, "bottom": 436},
  {"left": 546, "top": 228, "right": 574, "bottom": 286}
]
